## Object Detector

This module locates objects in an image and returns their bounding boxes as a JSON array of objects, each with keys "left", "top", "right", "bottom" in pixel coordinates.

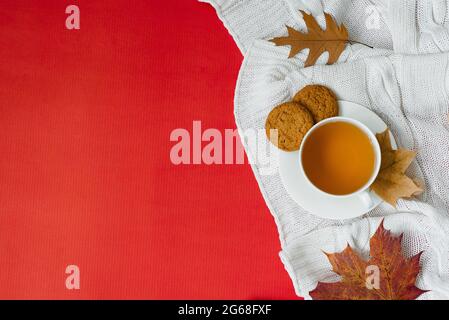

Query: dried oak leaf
[
  {"left": 371, "top": 130, "right": 423, "bottom": 207},
  {"left": 310, "top": 221, "right": 427, "bottom": 300},
  {"left": 270, "top": 11, "right": 348, "bottom": 67}
]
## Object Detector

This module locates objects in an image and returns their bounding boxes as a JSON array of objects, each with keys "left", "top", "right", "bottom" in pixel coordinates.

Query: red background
[{"left": 0, "top": 0, "right": 297, "bottom": 299}]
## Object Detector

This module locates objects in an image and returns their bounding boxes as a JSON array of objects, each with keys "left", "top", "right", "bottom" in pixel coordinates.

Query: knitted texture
[{"left": 202, "top": 0, "right": 449, "bottom": 299}]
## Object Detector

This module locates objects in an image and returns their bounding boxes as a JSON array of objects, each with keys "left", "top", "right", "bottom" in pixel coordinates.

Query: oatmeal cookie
[
  {"left": 293, "top": 85, "right": 338, "bottom": 122},
  {"left": 265, "top": 102, "right": 314, "bottom": 151}
]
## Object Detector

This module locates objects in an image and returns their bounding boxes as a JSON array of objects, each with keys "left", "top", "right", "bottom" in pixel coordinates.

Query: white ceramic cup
[{"left": 298, "top": 117, "right": 381, "bottom": 205}]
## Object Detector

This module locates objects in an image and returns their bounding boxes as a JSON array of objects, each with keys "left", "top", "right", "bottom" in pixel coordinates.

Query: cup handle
[{"left": 359, "top": 190, "right": 374, "bottom": 208}]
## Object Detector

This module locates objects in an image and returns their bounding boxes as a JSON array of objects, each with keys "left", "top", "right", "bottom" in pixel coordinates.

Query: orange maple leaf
[
  {"left": 270, "top": 11, "right": 348, "bottom": 67},
  {"left": 310, "top": 221, "right": 427, "bottom": 300},
  {"left": 371, "top": 130, "right": 423, "bottom": 207}
]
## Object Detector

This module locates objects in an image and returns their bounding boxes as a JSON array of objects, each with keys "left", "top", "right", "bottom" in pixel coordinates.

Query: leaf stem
[{"left": 348, "top": 40, "right": 374, "bottom": 48}]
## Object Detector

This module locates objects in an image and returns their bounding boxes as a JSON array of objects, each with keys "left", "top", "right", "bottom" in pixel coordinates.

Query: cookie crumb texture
[
  {"left": 265, "top": 102, "right": 314, "bottom": 152},
  {"left": 294, "top": 85, "right": 339, "bottom": 122}
]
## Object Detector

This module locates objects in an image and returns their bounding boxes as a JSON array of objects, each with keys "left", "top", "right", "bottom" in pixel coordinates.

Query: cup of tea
[{"left": 299, "top": 117, "right": 381, "bottom": 202}]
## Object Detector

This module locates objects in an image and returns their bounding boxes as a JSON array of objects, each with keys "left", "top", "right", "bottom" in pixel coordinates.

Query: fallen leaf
[
  {"left": 411, "top": 178, "right": 425, "bottom": 197},
  {"left": 371, "top": 130, "right": 423, "bottom": 207},
  {"left": 310, "top": 221, "right": 427, "bottom": 300},
  {"left": 270, "top": 11, "right": 348, "bottom": 67}
]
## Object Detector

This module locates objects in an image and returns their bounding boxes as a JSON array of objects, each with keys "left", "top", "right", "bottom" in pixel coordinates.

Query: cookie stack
[{"left": 265, "top": 85, "right": 338, "bottom": 151}]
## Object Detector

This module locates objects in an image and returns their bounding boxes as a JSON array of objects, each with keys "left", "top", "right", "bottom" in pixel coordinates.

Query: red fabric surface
[{"left": 0, "top": 0, "right": 298, "bottom": 299}]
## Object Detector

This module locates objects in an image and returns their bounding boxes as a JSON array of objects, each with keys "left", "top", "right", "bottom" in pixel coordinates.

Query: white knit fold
[
  {"left": 375, "top": 0, "right": 449, "bottom": 53},
  {"left": 201, "top": 0, "right": 449, "bottom": 299},
  {"left": 199, "top": 0, "right": 300, "bottom": 54}
]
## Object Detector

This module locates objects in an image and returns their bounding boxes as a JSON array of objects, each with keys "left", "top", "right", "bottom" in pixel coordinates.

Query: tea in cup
[{"left": 299, "top": 117, "right": 381, "bottom": 198}]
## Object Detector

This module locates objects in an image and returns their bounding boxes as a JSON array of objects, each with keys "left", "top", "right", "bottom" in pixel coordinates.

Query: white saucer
[{"left": 279, "top": 101, "right": 396, "bottom": 220}]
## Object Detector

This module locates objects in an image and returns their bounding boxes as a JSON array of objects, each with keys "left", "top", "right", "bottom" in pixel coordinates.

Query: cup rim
[{"left": 298, "top": 116, "right": 382, "bottom": 199}]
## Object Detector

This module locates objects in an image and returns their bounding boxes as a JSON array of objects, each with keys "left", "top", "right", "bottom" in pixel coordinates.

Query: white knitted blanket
[{"left": 201, "top": 0, "right": 449, "bottom": 299}]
